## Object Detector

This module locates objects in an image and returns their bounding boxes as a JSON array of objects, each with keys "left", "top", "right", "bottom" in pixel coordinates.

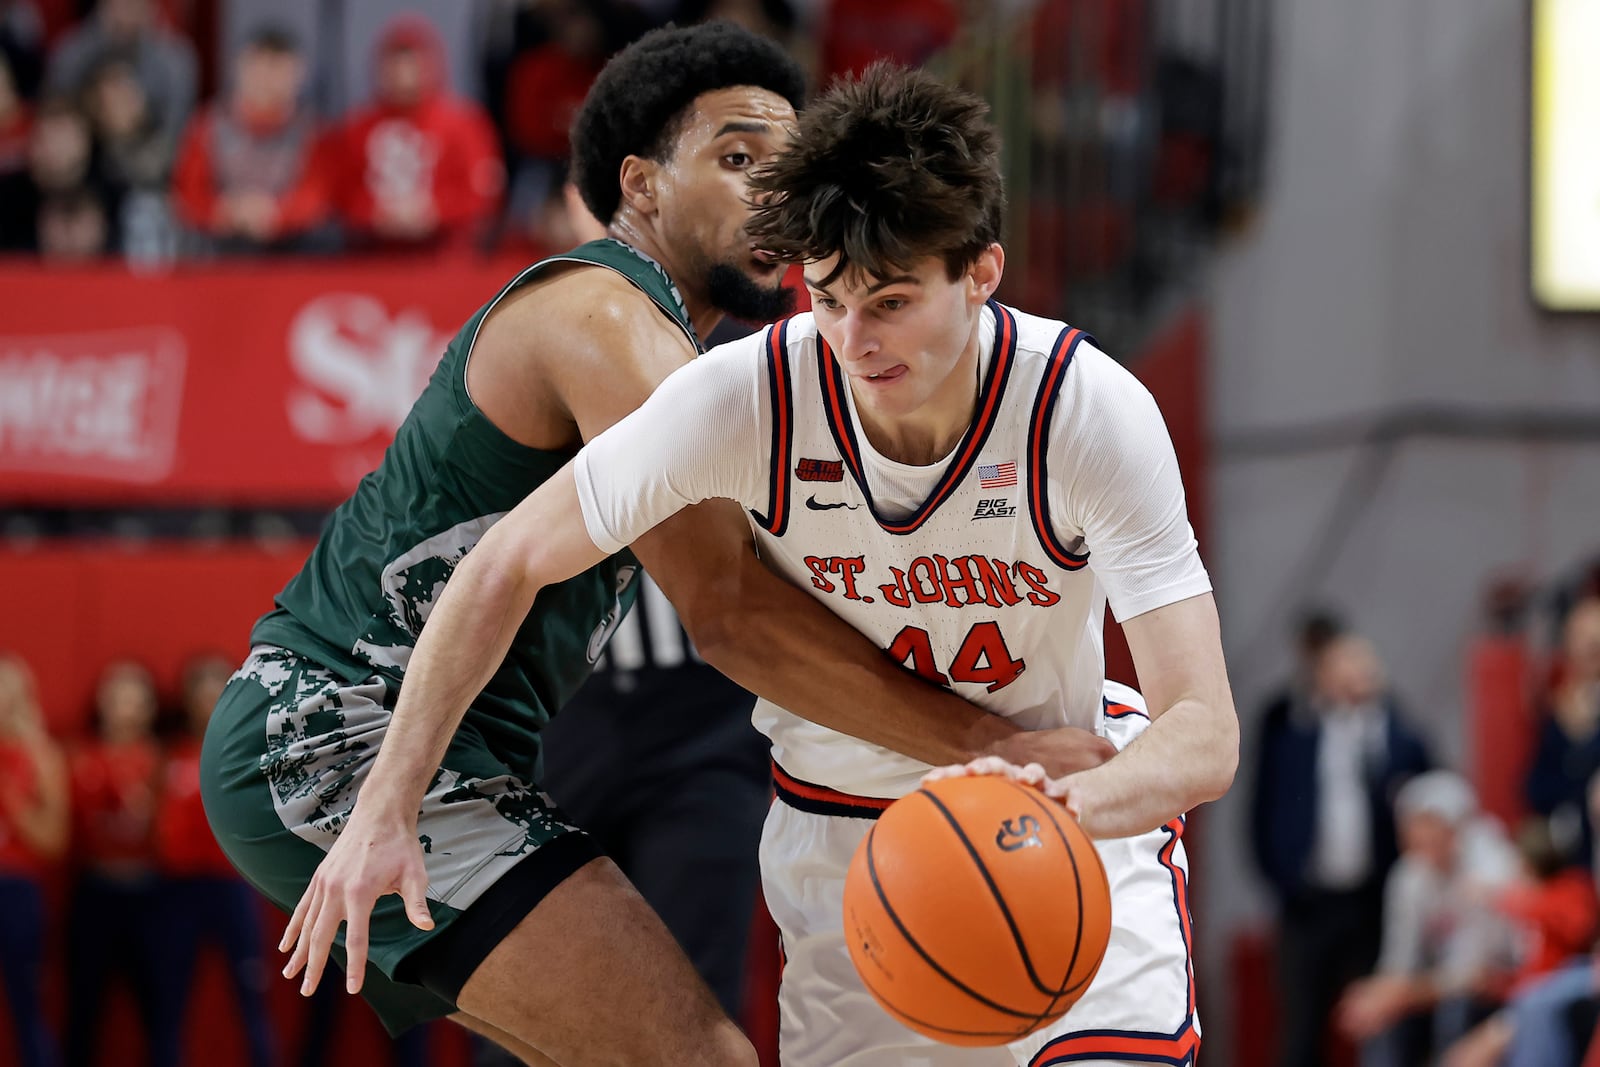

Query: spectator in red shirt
[
  {"left": 504, "top": 0, "right": 604, "bottom": 166},
  {"left": 65, "top": 658, "right": 180, "bottom": 1067},
  {"left": 154, "top": 654, "right": 273, "bottom": 1067},
  {"left": 1497, "top": 821, "right": 1600, "bottom": 991},
  {"left": 501, "top": 0, "right": 605, "bottom": 230},
  {"left": 0, "top": 652, "right": 68, "bottom": 1067},
  {"left": 173, "top": 24, "right": 330, "bottom": 255},
  {"left": 332, "top": 14, "right": 503, "bottom": 253}
]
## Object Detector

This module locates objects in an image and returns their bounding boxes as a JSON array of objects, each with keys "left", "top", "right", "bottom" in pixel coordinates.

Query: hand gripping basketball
[{"left": 841, "top": 774, "right": 1112, "bottom": 1046}]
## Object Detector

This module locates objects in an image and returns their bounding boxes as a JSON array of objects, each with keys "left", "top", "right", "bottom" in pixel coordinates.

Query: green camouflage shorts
[{"left": 201, "top": 645, "right": 592, "bottom": 1032}]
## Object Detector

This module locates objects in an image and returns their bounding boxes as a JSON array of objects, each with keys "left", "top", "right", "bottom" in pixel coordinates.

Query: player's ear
[
  {"left": 617, "top": 155, "right": 658, "bottom": 217},
  {"left": 967, "top": 244, "right": 1004, "bottom": 304}
]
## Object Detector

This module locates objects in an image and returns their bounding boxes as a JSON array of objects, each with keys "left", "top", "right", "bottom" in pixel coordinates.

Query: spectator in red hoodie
[
  {"left": 154, "top": 654, "right": 274, "bottom": 1067},
  {"left": 173, "top": 24, "right": 332, "bottom": 254},
  {"left": 333, "top": 14, "right": 503, "bottom": 253},
  {"left": 0, "top": 652, "right": 68, "bottom": 1067}
]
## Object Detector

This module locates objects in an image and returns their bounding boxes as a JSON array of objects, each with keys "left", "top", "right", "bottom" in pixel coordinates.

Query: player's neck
[
  {"left": 852, "top": 337, "right": 982, "bottom": 467},
  {"left": 604, "top": 221, "right": 724, "bottom": 343}
]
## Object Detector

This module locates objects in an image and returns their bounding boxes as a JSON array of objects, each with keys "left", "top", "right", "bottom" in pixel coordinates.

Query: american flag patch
[{"left": 978, "top": 462, "right": 1017, "bottom": 489}]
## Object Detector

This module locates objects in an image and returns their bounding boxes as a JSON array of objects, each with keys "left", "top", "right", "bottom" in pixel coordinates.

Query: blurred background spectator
[
  {"left": 0, "top": 652, "right": 69, "bottom": 1067},
  {"left": 1337, "top": 771, "right": 1522, "bottom": 1067},
  {"left": 35, "top": 181, "right": 108, "bottom": 258},
  {"left": 172, "top": 24, "right": 330, "bottom": 255},
  {"left": 80, "top": 47, "right": 179, "bottom": 258},
  {"left": 0, "top": 0, "right": 45, "bottom": 101},
  {"left": 331, "top": 14, "right": 502, "bottom": 253},
  {"left": 1526, "top": 598, "right": 1600, "bottom": 871},
  {"left": 45, "top": 0, "right": 195, "bottom": 151},
  {"left": 154, "top": 653, "right": 274, "bottom": 1067},
  {"left": 2, "top": 94, "right": 95, "bottom": 252},
  {"left": 1251, "top": 627, "right": 1434, "bottom": 1067},
  {"left": 496, "top": 0, "right": 605, "bottom": 242},
  {"left": 1491, "top": 818, "right": 1597, "bottom": 995},
  {"left": 65, "top": 659, "right": 177, "bottom": 1067}
]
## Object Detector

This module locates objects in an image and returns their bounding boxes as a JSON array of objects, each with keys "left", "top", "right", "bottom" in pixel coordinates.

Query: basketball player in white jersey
[{"left": 292, "top": 64, "right": 1238, "bottom": 1065}]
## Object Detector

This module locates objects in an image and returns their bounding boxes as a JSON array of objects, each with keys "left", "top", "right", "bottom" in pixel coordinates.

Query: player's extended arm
[
  {"left": 1040, "top": 592, "right": 1237, "bottom": 838},
  {"left": 280, "top": 466, "right": 611, "bottom": 995}
]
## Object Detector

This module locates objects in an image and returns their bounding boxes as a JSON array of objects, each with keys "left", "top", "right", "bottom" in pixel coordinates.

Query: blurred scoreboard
[{"left": 1532, "top": 0, "right": 1600, "bottom": 310}]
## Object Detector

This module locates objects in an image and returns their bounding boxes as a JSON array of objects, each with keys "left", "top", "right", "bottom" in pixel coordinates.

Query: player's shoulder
[
  {"left": 770, "top": 310, "right": 820, "bottom": 354},
  {"left": 1002, "top": 303, "right": 1139, "bottom": 397},
  {"left": 1001, "top": 303, "right": 1166, "bottom": 453},
  {"left": 489, "top": 262, "right": 690, "bottom": 358},
  {"left": 707, "top": 311, "right": 821, "bottom": 374},
  {"left": 693, "top": 319, "right": 784, "bottom": 382}
]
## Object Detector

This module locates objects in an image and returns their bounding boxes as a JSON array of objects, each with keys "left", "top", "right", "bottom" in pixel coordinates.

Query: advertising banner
[{"left": 0, "top": 257, "right": 527, "bottom": 503}]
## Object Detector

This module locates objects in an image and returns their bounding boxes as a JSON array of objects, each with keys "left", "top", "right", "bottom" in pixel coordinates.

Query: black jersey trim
[
  {"left": 749, "top": 319, "right": 796, "bottom": 536},
  {"left": 1027, "top": 326, "right": 1093, "bottom": 570}
]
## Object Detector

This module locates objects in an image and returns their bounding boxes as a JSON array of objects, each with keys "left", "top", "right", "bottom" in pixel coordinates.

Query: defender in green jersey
[{"left": 209, "top": 22, "right": 1115, "bottom": 1067}]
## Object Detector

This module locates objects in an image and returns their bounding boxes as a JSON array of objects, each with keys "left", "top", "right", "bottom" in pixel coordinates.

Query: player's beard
[{"left": 706, "top": 261, "right": 796, "bottom": 325}]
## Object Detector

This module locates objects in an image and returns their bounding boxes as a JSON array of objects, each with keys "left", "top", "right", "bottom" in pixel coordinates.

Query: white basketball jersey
[{"left": 746, "top": 301, "right": 1117, "bottom": 799}]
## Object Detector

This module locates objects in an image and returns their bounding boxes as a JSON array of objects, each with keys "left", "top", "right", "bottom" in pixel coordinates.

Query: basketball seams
[
  {"left": 1011, "top": 782, "right": 1107, "bottom": 996},
  {"left": 1006, "top": 783, "right": 1088, "bottom": 1030},
  {"left": 856, "top": 965, "right": 1050, "bottom": 1044},
  {"left": 863, "top": 821, "right": 1043, "bottom": 1020},
  {"left": 917, "top": 786, "right": 1068, "bottom": 1001}
]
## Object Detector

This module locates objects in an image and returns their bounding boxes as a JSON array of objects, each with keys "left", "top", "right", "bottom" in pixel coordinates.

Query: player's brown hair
[{"left": 746, "top": 63, "right": 1005, "bottom": 288}]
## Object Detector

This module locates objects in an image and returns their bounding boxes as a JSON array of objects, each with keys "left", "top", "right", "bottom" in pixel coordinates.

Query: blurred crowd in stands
[
  {"left": 1250, "top": 557, "right": 1600, "bottom": 1067},
  {"left": 0, "top": 0, "right": 990, "bottom": 264},
  {"left": 0, "top": 0, "right": 1229, "bottom": 333}
]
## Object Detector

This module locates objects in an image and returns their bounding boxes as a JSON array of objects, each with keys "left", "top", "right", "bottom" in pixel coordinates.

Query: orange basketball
[{"left": 842, "top": 774, "right": 1112, "bottom": 1047}]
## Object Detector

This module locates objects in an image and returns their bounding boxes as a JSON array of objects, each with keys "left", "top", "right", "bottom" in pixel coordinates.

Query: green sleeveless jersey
[{"left": 252, "top": 239, "right": 701, "bottom": 774}]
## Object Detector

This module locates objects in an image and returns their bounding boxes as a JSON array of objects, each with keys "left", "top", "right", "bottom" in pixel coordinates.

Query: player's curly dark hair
[
  {"left": 570, "top": 22, "right": 806, "bottom": 224},
  {"left": 746, "top": 63, "right": 1005, "bottom": 287}
]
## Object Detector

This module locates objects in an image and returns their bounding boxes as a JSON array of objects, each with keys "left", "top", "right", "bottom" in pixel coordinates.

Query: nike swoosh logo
[{"left": 805, "top": 495, "right": 859, "bottom": 511}]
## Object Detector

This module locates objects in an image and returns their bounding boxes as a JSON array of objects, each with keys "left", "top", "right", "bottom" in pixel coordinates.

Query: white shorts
[{"left": 760, "top": 681, "right": 1201, "bottom": 1067}]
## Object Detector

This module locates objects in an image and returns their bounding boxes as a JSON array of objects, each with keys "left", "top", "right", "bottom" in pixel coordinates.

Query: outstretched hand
[{"left": 279, "top": 807, "right": 435, "bottom": 995}]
